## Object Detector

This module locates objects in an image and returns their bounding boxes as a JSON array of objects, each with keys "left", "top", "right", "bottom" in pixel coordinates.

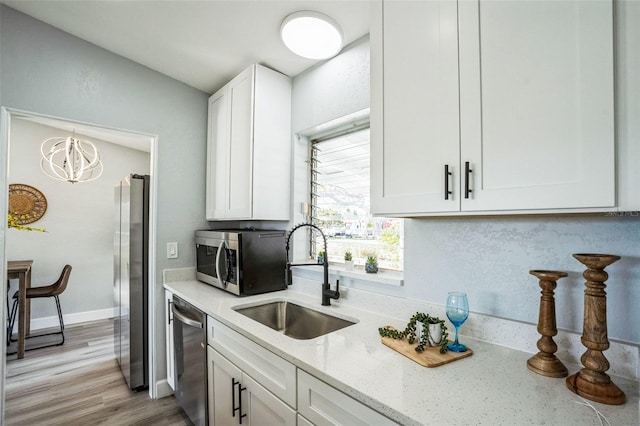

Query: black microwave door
[{"left": 196, "top": 244, "right": 218, "bottom": 279}]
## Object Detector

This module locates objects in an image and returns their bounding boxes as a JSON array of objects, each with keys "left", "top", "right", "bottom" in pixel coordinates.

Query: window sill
[{"left": 292, "top": 263, "right": 403, "bottom": 287}]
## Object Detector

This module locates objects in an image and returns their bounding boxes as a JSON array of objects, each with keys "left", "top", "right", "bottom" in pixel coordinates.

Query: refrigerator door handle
[{"left": 171, "top": 303, "right": 204, "bottom": 329}]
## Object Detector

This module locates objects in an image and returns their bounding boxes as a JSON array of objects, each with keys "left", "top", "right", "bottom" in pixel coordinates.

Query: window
[{"left": 309, "top": 125, "right": 403, "bottom": 271}]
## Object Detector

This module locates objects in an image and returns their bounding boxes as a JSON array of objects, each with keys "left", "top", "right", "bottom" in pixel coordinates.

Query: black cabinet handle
[
  {"left": 444, "top": 164, "right": 452, "bottom": 200},
  {"left": 465, "top": 161, "right": 473, "bottom": 199},
  {"left": 232, "top": 378, "right": 240, "bottom": 418},
  {"left": 238, "top": 382, "right": 247, "bottom": 424},
  {"left": 232, "top": 378, "right": 247, "bottom": 424}
]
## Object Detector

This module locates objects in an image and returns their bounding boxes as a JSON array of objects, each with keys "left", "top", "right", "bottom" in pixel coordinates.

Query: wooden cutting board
[{"left": 381, "top": 332, "right": 473, "bottom": 367}]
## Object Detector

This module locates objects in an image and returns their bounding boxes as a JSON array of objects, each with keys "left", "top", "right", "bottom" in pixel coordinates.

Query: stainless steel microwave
[{"left": 195, "top": 229, "right": 287, "bottom": 296}]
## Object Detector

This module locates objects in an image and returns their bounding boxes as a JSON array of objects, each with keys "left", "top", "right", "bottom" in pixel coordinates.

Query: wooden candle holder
[
  {"left": 567, "top": 253, "right": 626, "bottom": 405},
  {"left": 527, "top": 270, "right": 568, "bottom": 378}
]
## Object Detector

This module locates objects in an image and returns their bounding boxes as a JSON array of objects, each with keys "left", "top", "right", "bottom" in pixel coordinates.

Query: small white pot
[
  {"left": 344, "top": 260, "right": 353, "bottom": 271},
  {"left": 416, "top": 322, "right": 443, "bottom": 346},
  {"left": 426, "top": 323, "right": 443, "bottom": 346}
]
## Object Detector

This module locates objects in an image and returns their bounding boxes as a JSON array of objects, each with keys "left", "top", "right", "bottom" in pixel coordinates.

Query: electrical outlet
[{"left": 167, "top": 242, "right": 178, "bottom": 259}]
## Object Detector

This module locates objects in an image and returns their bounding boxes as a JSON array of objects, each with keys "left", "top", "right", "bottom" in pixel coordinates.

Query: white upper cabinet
[
  {"left": 371, "top": 0, "right": 616, "bottom": 216},
  {"left": 206, "top": 63, "right": 292, "bottom": 221},
  {"left": 371, "top": 0, "right": 460, "bottom": 214}
]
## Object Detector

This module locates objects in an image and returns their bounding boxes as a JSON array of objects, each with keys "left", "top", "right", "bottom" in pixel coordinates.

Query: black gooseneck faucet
[{"left": 285, "top": 223, "right": 340, "bottom": 306}]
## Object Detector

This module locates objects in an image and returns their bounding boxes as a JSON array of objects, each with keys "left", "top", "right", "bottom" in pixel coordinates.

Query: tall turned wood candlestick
[
  {"left": 567, "top": 253, "right": 626, "bottom": 405},
  {"left": 527, "top": 270, "right": 568, "bottom": 378}
]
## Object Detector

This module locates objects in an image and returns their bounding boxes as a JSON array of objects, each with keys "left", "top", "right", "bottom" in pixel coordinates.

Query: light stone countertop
[{"left": 164, "top": 279, "right": 639, "bottom": 426}]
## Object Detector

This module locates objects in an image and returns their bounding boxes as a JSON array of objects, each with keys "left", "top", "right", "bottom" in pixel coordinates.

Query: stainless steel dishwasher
[{"left": 172, "top": 295, "right": 207, "bottom": 425}]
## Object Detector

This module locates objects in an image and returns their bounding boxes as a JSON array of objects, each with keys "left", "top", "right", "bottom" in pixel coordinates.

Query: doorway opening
[{"left": 1, "top": 107, "right": 159, "bottom": 410}]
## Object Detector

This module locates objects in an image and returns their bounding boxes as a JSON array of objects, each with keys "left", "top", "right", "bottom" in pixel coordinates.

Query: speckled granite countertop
[{"left": 164, "top": 279, "right": 639, "bottom": 426}]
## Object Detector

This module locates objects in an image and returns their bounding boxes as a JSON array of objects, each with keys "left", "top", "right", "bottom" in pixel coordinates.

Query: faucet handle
[
  {"left": 327, "top": 279, "right": 340, "bottom": 300},
  {"left": 285, "top": 263, "right": 293, "bottom": 286}
]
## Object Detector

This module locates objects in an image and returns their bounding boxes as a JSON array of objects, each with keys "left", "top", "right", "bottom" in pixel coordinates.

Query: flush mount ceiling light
[
  {"left": 40, "top": 132, "right": 103, "bottom": 183},
  {"left": 281, "top": 11, "right": 343, "bottom": 60}
]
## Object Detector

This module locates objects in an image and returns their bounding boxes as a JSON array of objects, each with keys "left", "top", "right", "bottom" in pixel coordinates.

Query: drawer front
[
  {"left": 297, "top": 370, "right": 398, "bottom": 426},
  {"left": 207, "top": 316, "right": 296, "bottom": 407}
]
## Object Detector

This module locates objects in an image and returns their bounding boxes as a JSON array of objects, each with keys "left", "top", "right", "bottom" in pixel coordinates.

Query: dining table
[{"left": 7, "top": 260, "right": 33, "bottom": 359}]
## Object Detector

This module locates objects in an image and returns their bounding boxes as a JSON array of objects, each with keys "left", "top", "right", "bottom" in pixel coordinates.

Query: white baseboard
[
  {"left": 155, "top": 379, "right": 174, "bottom": 399},
  {"left": 11, "top": 307, "right": 116, "bottom": 332}
]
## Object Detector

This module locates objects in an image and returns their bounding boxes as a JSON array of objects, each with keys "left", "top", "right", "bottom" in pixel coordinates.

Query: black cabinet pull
[
  {"left": 464, "top": 161, "right": 473, "bottom": 199},
  {"left": 232, "top": 378, "right": 240, "bottom": 418},
  {"left": 238, "top": 382, "right": 247, "bottom": 424},
  {"left": 232, "top": 378, "right": 247, "bottom": 424},
  {"left": 444, "top": 164, "right": 452, "bottom": 200}
]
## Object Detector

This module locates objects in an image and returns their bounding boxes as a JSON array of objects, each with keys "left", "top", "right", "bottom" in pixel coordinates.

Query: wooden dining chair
[{"left": 8, "top": 264, "right": 72, "bottom": 350}]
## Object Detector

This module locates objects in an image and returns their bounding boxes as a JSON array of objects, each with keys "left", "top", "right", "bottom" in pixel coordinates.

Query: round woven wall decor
[{"left": 8, "top": 184, "right": 48, "bottom": 224}]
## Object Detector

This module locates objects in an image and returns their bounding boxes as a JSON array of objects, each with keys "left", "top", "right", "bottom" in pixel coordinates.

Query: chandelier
[{"left": 40, "top": 133, "right": 103, "bottom": 183}]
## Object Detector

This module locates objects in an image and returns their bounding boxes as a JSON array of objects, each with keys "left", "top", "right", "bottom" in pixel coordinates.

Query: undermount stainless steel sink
[{"left": 233, "top": 300, "right": 356, "bottom": 340}]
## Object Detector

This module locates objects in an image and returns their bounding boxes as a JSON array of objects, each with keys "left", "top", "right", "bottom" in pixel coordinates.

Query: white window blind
[{"left": 310, "top": 126, "right": 403, "bottom": 271}]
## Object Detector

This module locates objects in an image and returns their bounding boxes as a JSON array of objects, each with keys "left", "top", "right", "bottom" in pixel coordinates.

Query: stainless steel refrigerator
[{"left": 114, "top": 174, "right": 149, "bottom": 390}]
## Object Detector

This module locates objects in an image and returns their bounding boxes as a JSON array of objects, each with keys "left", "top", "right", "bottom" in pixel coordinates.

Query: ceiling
[{"left": 1, "top": 0, "right": 372, "bottom": 94}]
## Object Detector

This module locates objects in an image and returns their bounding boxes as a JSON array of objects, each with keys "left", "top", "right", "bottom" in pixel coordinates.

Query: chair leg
[
  {"left": 8, "top": 297, "right": 18, "bottom": 344},
  {"left": 54, "top": 295, "right": 65, "bottom": 344},
  {"left": 6, "top": 296, "right": 65, "bottom": 353},
  {"left": 6, "top": 281, "right": 12, "bottom": 346}
]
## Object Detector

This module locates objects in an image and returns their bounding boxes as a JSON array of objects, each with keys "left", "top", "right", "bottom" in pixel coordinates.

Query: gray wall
[
  {"left": 0, "top": 5, "right": 209, "bottom": 394},
  {"left": 290, "top": 19, "right": 639, "bottom": 343}
]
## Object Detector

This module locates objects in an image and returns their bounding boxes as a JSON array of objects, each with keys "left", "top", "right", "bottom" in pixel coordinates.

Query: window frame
[{"left": 306, "top": 120, "right": 404, "bottom": 272}]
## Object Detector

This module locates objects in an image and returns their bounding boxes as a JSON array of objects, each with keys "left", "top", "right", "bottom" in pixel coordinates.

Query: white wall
[
  {"left": 7, "top": 118, "right": 149, "bottom": 321},
  {"left": 0, "top": 5, "right": 209, "bottom": 399},
  {"left": 290, "top": 7, "right": 639, "bottom": 344}
]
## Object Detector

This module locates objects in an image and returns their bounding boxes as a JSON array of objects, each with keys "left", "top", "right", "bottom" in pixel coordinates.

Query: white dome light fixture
[
  {"left": 40, "top": 133, "right": 103, "bottom": 184},
  {"left": 281, "top": 11, "right": 343, "bottom": 60}
]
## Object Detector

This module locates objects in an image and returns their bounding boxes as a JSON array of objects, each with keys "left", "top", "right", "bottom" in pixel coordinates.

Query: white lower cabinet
[
  {"left": 206, "top": 316, "right": 397, "bottom": 426},
  {"left": 165, "top": 290, "right": 175, "bottom": 390},
  {"left": 208, "top": 347, "right": 295, "bottom": 426},
  {"left": 207, "top": 317, "right": 296, "bottom": 407},
  {"left": 297, "top": 371, "right": 397, "bottom": 426}
]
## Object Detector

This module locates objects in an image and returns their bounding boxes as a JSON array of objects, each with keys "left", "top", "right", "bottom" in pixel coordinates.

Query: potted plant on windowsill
[
  {"left": 344, "top": 251, "right": 353, "bottom": 271},
  {"left": 365, "top": 255, "right": 378, "bottom": 274}
]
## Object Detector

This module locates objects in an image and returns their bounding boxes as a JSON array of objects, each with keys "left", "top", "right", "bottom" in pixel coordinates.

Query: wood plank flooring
[{"left": 4, "top": 319, "right": 191, "bottom": 425}]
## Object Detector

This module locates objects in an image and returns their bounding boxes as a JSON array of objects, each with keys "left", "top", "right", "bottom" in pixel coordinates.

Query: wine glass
[{"left": 446, "top": 292, "right": 469, "bottom": 352}]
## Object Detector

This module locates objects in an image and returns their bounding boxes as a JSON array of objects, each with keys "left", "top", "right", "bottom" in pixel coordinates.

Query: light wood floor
[{"left": 4, "top": 319, "right": 191, "bottom": 425}]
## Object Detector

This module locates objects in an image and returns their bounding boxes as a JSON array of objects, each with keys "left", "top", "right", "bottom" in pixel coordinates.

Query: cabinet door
[
  {"left": 243, "top": 374, "right": 296, "bottom": 426},
  {"left": 371, "top": 0, "right": 460, "bottom": 215},
  {"left": 226, "top": 66, "right": 255, "bottom": 219},
  {"left": 459, "top": 0, "right": 615, "bottom": 211},
  {"left": 208, "top": 347, "right": 295, "bottom": 426},
  {"left": 207, "top": 316, "right": 296, "bottom": 408},
  {"left": 208, "top": 346, "right": 242, "bottom": 426},
  {"left": 207, "top": 89, "right": 229, "bottom": 220},
  {"left": 165, "top": 291, "right": 175, "bottom": 390},
  {"left": 297, "top": 414, "right": 314, "bottom": 426},
  {"left": 297, "top": 370, "right": 397, "bottom": 426}
]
